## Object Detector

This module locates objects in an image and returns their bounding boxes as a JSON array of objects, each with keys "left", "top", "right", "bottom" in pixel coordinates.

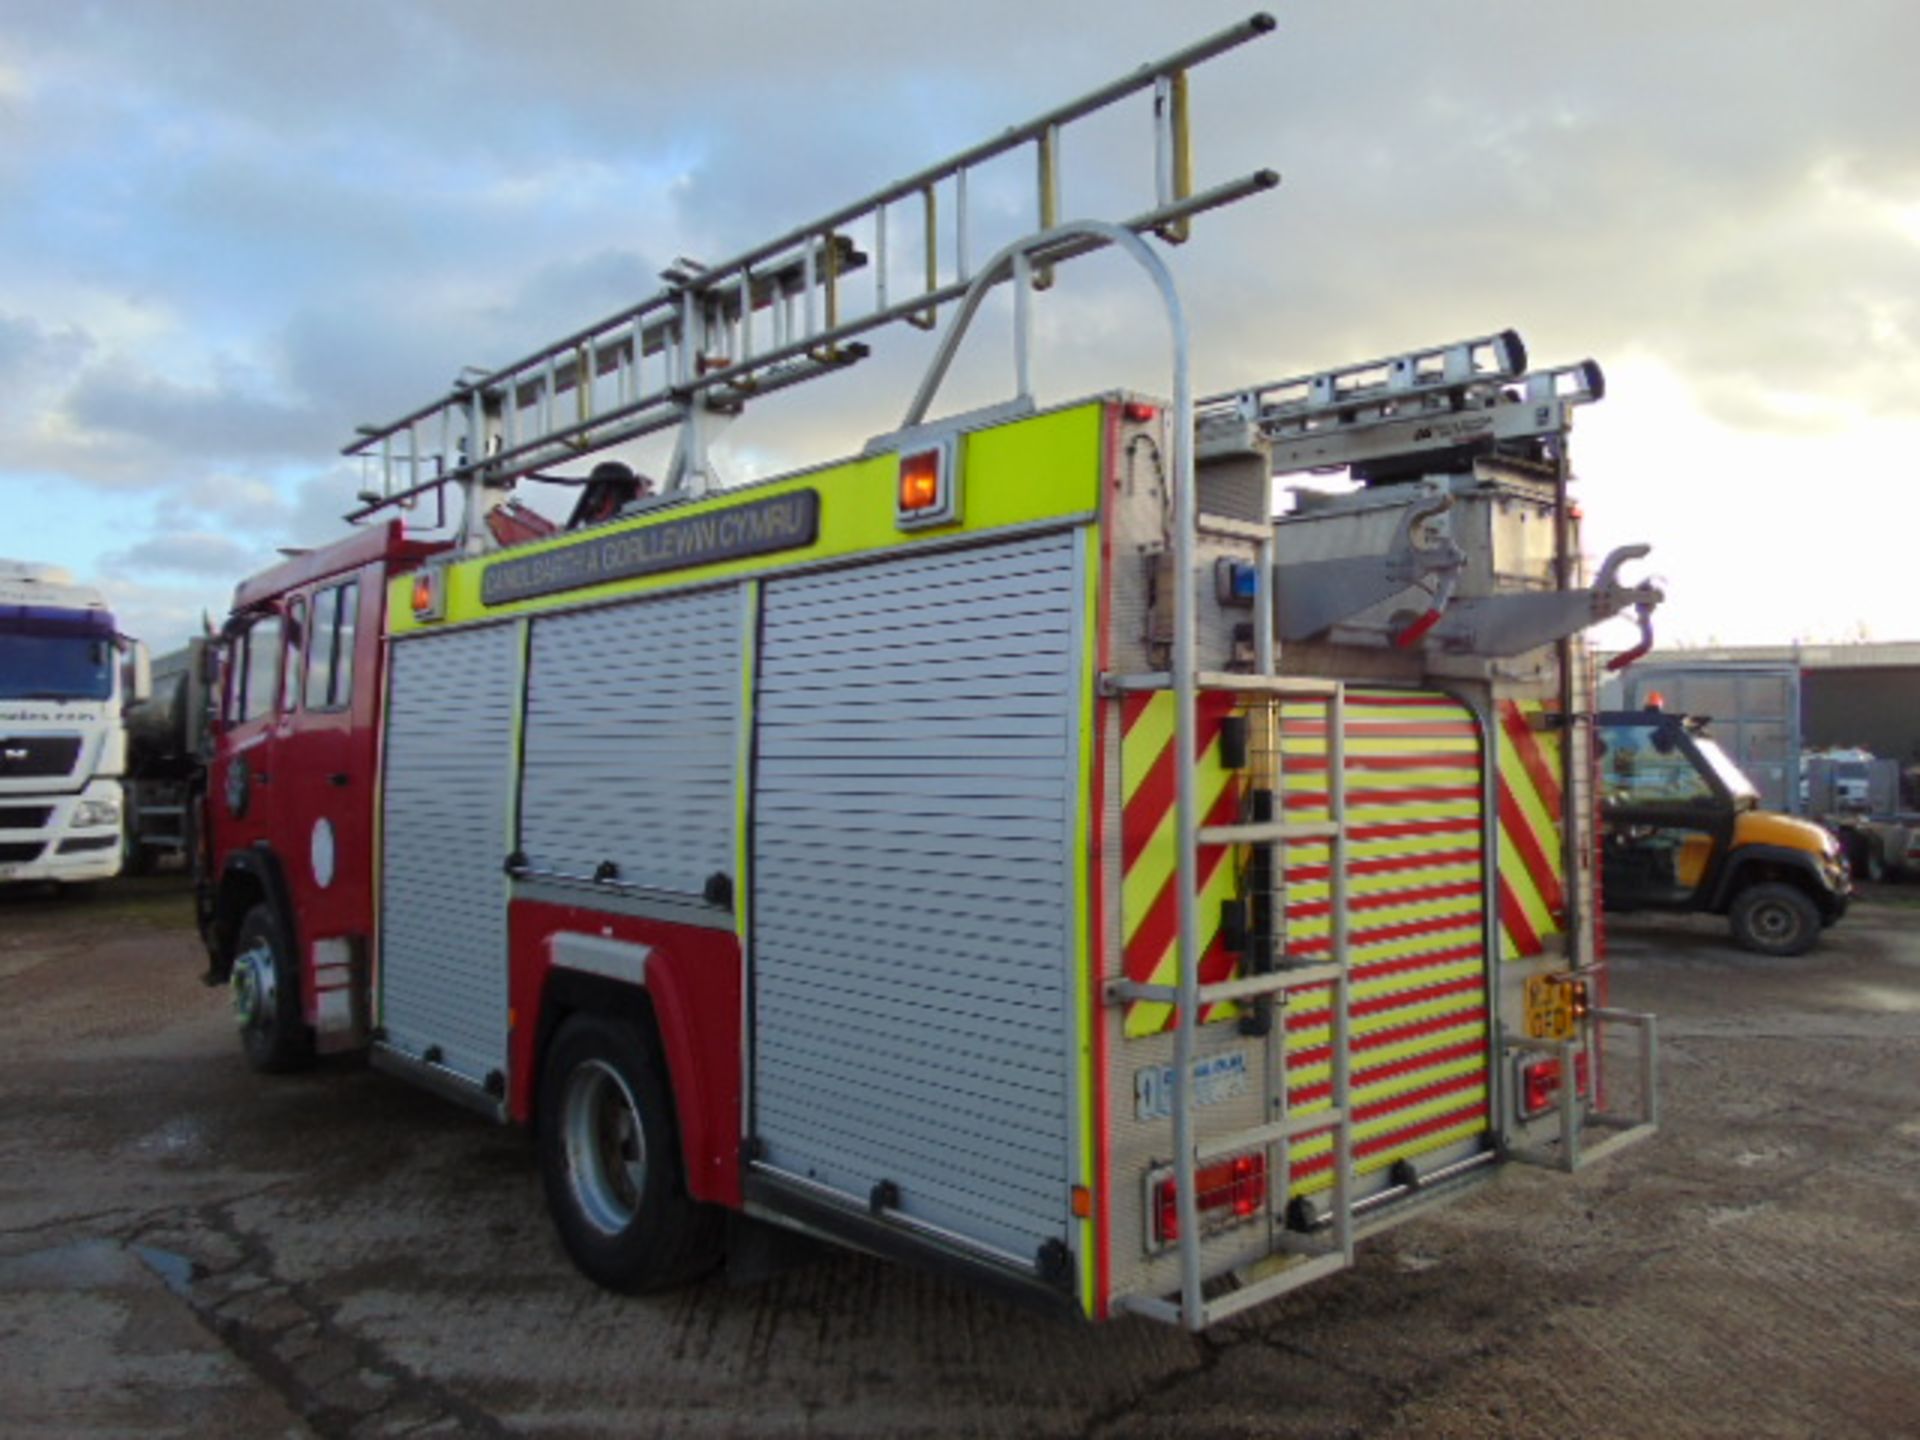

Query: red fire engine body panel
[{"left": 506, "top": 899, "right": 743, "bottom": 1207}]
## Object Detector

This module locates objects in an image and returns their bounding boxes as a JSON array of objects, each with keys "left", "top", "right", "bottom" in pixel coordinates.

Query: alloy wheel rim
[
  {"left": 230, "top": 942, "right": 276, "bottom": 1031},
  {"left": 562, "top": 1059, "right": 647, "bottom": 1235}
]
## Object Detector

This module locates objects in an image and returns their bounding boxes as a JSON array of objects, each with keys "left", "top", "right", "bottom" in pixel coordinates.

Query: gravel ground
[{"left": 1, "top": 875, "right": 1915, "bottom": 1438}]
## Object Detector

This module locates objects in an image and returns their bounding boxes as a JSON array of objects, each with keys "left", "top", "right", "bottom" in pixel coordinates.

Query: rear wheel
[
  {"left": 537, "top": 1014, "right": 720, "bottom": 1293},
  {"left": 1729, "top": 882, "right": 1821, "bottom": 957},
  {"left": 230, "top": 903, "right": 313, "bottom": 1072},
  {"left": 1840, "top": 830, "right": 1877, "bottom": 881}
]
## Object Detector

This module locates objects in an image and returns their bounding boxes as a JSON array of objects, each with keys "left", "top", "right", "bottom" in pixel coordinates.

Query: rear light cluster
[
  {"left": 1519, "top": 1051, "right": 1591, "bottom": 1118},
  {"left": 1150, "top": 1152, "right": 1267, "bottom": 1249}
]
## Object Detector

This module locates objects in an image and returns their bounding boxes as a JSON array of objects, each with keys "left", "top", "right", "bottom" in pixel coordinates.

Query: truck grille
[
  {"left": 0, "top": 805, "right": 52, "bottom": 830},
  {"left": 0, "top": 841, "right": 46, "bottom": 864},
  {"left": 0, "top": 736, "right": 82, "bottom": 779}
]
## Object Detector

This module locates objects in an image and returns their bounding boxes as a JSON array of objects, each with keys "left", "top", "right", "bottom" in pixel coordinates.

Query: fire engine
[{"left": 196, "top": 16, "right": 1662, "bottom": 1328}]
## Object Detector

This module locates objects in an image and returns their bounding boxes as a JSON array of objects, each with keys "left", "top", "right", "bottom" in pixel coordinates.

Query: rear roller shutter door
[{"left": 751, "top": 532, "right": 1082, "bottom": 1262}]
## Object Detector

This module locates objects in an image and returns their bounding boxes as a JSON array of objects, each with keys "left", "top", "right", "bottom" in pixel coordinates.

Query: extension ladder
[{"left": 344, "top": 14, "right": 1283, "bottom": 536}]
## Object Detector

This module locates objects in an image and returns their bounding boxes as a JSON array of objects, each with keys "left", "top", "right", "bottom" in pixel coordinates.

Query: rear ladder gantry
[{"left": 1102, "top": 334, "right": 1613, "bottom": 1328}]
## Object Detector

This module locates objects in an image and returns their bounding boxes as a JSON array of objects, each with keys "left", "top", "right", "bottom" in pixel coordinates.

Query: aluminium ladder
[
  {"left": 342, "top": 14, "right": 1284, "bottom": 544},
  {"left": 1103, "top": 658, "right": 1360, "bottom": 1327},
  {"left": 1195, "top": 328, "right": 1605, "bottom": 480}
]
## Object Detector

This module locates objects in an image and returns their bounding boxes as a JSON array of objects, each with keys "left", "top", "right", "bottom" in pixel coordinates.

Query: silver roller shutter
[
  {"left": 379, "top": 623, "right": 522, "bottom": 1086},
  {"left": 752, "top": 532, "right": 1081, "bottom": 1261},
  {"left": 520, "top": 588, "right": 740, "bottom": 898}
]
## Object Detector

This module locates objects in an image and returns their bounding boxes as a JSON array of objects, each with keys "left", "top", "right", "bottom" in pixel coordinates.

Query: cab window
[
  {"left": 232, "top": 615, "right": 283, "bottom": 724},
  {"left": 304, "top": 580, "right": 360, "bottom": 711}
]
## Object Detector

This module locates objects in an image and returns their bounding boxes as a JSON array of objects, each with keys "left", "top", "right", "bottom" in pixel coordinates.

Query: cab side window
[
  {"left": 304, "top": 580, "right": 360, "bottom": 711},
  {"left": 235, "top": 616, "right": 282, "bottom": 724}
]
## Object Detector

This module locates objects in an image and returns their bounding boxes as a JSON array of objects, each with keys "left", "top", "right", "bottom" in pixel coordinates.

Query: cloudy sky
[{"left": 2, "top": 1, "right": 1914, "bottom": 653}]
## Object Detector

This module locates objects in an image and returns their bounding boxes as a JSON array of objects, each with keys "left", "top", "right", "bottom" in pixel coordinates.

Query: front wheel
[
  {"left": 1729, "top": 882, "right": 1822, "bottom": 957},
  {"left": 230, "top": 903, "right": 313, "bottom": 1072},
  {"left": 537, "top": 1014, "right": 721, "bottom": 1293}
]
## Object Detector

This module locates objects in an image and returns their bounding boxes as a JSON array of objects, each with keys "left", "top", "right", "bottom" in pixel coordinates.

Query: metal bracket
[
  {"left": 1417, "top": 543, "right": 1664, "bottom": 660},
  {"left": 1507, "top": 1007, "right": 1658, "bottom": 1173},
  {"left": 1273, "top": 488, "right": 1466, "bottom": 641}
]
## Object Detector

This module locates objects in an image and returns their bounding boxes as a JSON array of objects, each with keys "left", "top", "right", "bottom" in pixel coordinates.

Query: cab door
[
  {"left": 212, "top": 608, "right": 285, "bottom": 865},
  {"left": 269, "top": 571, "right": 377, "bottom": 1044}
]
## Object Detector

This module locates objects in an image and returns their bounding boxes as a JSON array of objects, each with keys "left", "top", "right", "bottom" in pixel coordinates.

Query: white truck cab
[{"left": 0, "top": 559, "right": 149, "bottom": 885}]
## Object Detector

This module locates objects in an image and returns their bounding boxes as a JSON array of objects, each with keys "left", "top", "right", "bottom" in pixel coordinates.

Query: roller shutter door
[
  {"left": 751, "top": 532, "right": 1081, "bottom": 1261},
  {"left": 379, "top": 624, "right": 521, "bottom": 1087},
  {"left": 521, "top": 589, "right": 740, "bottom": 898}
]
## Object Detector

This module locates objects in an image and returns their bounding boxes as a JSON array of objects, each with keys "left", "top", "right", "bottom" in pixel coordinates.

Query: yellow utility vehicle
[{"left": 1598, "top": 708, "right": 1850, "bottom": 955}]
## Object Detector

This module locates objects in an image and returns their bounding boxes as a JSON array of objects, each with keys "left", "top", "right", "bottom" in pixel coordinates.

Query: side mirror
[{"left": 125, "top": 639, "right": 152, "bottom": 705}]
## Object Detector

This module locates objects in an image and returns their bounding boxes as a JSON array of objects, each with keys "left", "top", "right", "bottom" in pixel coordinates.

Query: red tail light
[
  {"left": 1151, "top": 1152, "right": 1267, "bottom": 1247},
  {"left": 1519, "top": 1052, "right": 1591, "bottom": 1118}
]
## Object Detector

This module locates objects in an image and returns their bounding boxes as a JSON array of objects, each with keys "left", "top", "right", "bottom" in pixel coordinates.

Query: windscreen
[{"left": 0, "top": 606, "right": 116, "bottom": 701}]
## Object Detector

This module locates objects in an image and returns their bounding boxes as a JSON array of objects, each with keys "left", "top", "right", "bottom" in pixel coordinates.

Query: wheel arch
[
  {"left": 528, "top": 963, "right": 723, "bottom": 1204},
  {"left": 1709, "top": 845, "right": 1838, "bottom": 918},
  {"left": 206, "top": 844, "right": 297, "bottom": 983}
]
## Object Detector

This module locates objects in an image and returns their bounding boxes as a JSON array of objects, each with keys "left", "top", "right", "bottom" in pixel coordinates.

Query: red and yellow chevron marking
[
  {"left": 1495, "top": 698, "right": 1566, "bottom": 961},
  {"left": 1277, "top": 689, "right": 1492, "bottom": 1193},
  {"left": 1119, "top": 690, "right": 1242, "bottom": 1038},
  {"left": 1118, "top": 686, "right": 1498, "bottom": 1195}
]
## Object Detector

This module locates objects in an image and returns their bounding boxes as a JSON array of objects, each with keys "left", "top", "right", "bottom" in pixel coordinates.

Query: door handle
[{"left": 329, "top": 773, "right": 350, "bottom": 788}]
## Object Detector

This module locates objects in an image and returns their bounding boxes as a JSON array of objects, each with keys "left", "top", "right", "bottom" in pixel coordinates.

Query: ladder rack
[
  {"left": 1195, "top": 329, "right": 1605, "bottom": 479},
  {"left": 344, "top": 12, "right": 1282, "bottom": 529}
]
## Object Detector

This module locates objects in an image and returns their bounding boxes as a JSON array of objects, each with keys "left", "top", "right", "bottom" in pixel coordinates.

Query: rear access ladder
[
  {"left": 1104, "top": 663, "right": 1360, "bottom": 1328},
  {"left": 1101, "top": 404, "right": 1374, "bottom": 1323}
]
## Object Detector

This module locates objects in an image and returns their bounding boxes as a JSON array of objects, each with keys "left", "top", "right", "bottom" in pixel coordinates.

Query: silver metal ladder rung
[
  {"left": 1198, "top": 820, "right": 1338, "bottom": 845},
  {"left": 1105, "top": 961, "right": 1341, "bottom": 1008},
  {"left": 1195, "top": 328, "right": 1527, "bottom": 424},
  {"left": 1194, "top": 1108, "right": 1345, "bottom": 1163},
  {"left": 1120, "top": 1250, "right": 1352, "bottom": 1329},
  {"left": 1100, "top": 670, "right": 1343, "bottom": 699}
]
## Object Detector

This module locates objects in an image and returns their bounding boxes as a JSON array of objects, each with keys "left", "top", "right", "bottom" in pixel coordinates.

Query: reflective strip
[
  {"left": 1495, "top": 698, "right": 1565, "bottom": 960},
  {"left": 1277, "top": 690, "right": 1493, "bottom": 1185},
  {"left": 1120, "top": 691, "right": 1241, "bottom": 1038}
]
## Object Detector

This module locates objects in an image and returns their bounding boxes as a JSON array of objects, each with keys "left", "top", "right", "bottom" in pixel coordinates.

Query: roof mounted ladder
[
  {"left": 344, "top": 13, "right": 1282, "bottom": 549},
  {"left": 1196, "top": 328, "right": 1604, "bottom": 478}
]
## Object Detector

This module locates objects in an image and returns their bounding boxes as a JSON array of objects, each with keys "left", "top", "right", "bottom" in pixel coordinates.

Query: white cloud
[
  {"left": 101, "top": 531, "right": 263, "bottom": 579},
  {"left": 0, "top": 0, "right": 1918, "bottom": 647}
]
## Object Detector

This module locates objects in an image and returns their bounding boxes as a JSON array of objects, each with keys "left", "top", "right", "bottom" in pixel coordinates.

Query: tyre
[
  {"left": 122, "top": 830, "right": 155, "bottom": 878},
  {"left": 229, "top": 902, "right": 313, "bottom": 1072},
  {"left": 1863, "top": 841, "right": 1886, "bottom": 884},
  {"left": 1842, "top": 831, "right": 1883, "bottom": 883},
  {"left": 537, "top": 1013, "right": 721, "bottom": 1293},
  {"left": 1729, "top": 882, "right": 1821, "bottom": 957}
]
